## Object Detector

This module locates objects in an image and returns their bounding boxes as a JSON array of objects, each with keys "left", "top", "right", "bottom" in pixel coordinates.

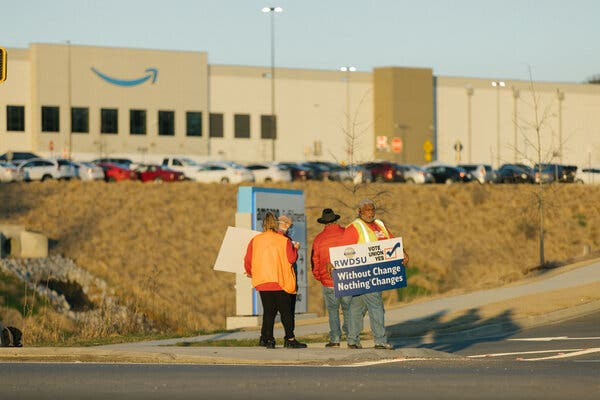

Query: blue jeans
[
  {"left": 322, "top": 286, "right": 351, "bottom": 343},
  {"left": 347, "top": 291, "right": 387, "bottom": 346}
]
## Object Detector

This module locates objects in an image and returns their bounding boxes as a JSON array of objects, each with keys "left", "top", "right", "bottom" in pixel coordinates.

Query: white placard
[{"left": 213, "top": 226, "right": 261, "bottom": 274}]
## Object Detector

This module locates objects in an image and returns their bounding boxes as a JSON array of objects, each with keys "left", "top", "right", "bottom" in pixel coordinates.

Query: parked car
[
  {"left": 187, "top": 161, "right": 254, "bottom": 183},
  {"left": 245, "top": 163, "right": 292, "bottom": 183},
  {"left": 299, "top": 161, "right": 331, "bottom": 180},
  {"left": 95, "top": 162, "right": 139, "bottom": 182},
  {"left": 18, "top": 158, "right": 77, "bottom": 181},
  {"left": 0, "top": 151, "right": 41, "bottom": 165},
  {"left": 363, "top": 161, "right": 405, "bottom": 182},
  {"left": 425, "top": 165, "right": 472, "bottom": 184},
  {"left": 161, "top": 157, "right": 205, "bottom": 179},
  {"left": 458, "top": 164, "right": 490, "bottom": 184},
  {"left": 575, "top": 167, "right": 600, "bottom": 184},
  {"left": 330, "top": 164, "right": 373, "bottom": 184},
  {"left": 72, "top": 161, "right": 105, "bottom": 181},
  {"left": 0, "top": 161, "right": 25, "bottom": 182},
  {"left": 397, "top": 164, "right": 434, "bottom": 184},
  {"left": 483, "top": 164, "right": 498, "bottom": 183},
  {"left": 496, "top": 164, "right": 534, "bottom": 183},
  {"left": 533, "top": 163, "right": 578, "bottom": 183},
  {"left": 277, "top": 162, "right": 314, "bottom": 181},
  {"left": 133, "top": 164, "right": 186, "bottom": 183},
  {"left": 91, "top": 157, "right": 134, "bottom": 169}
]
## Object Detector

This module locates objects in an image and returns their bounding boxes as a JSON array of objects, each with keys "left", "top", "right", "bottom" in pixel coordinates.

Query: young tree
[{"left": 513, "top": 69, "right": 563, "bottom": 266}]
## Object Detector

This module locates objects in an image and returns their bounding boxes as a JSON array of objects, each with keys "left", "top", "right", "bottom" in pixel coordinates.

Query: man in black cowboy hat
[{"left": 311, "top": 208, "right": 351, "bottom": 347}]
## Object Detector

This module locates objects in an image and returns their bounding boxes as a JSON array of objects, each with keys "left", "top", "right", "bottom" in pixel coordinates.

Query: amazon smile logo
[{"left": 91, "top": 67, "right": 158, "bottom": 87}]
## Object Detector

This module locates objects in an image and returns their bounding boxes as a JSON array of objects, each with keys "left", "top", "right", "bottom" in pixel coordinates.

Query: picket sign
[{"left": 329, "top": 237, "right": 407, "bottom": 297}]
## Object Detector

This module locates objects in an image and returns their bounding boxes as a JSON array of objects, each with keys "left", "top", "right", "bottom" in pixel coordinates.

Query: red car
[
  {"left": 134, "top": 164, "right": 186, "bottom": 183},
  {"left": 95, "top": 162, "right": 139, "bottom": 182},
  {"left": 362, "top": 161, "right": 405, "bottom": 182}
]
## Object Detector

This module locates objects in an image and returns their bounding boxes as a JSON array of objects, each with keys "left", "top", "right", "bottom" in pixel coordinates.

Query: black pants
[{"left": 259, "top": 290, "right": 295, "bottom": 341}]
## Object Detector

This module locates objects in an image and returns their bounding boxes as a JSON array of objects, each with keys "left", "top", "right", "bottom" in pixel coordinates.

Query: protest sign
[{"left": 329, "top": 237, "right": 407, "bottom": 297}]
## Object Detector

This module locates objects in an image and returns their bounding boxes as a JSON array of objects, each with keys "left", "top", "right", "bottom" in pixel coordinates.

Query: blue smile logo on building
[{"left": 91, "top": 67, "right": 158, "bottom": 87}]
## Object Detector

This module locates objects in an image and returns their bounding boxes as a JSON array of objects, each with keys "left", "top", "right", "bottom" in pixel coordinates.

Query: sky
[{"left": 3, "top": 0, "right": 599, "bottom": 83}]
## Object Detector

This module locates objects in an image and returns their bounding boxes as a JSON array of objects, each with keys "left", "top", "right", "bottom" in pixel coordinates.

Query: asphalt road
[{"left": 2, "top": 312, "right": 598, "bottom": 400}]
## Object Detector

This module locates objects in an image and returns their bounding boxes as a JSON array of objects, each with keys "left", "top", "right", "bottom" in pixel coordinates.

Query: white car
[
  {"left": 458, "top": 164, "right": 487, "bottom": 184},
  {"left": 0, "top": 161, "right": 25, "bottom": 182},
  {"left": 187, "top": 161, "right": 255, "bottom": 183},
  {"left": 72, "top": 161, "right": 105, "bottom": 181},
  {"left": 18, "top": 158, "right": 77, "bottom": 181},
  {"left": 246, "top": 163, "right": 291, "bottom": 182},
  {"left": 575, "top": 167, "right": 600, "bottom": 184}
]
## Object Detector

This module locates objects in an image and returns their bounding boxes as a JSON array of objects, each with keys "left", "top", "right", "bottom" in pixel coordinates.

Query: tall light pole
[
  {"left": 491, "top": 80, "right": 506, "bottom": 167},
  {"left": 262, "top": 6, "right": 282, "bottom": 162},
  {"left": 512, "top": 87, "right": 520, "bottom": 162},
  {"left": 340, "top": 66, "right": 356, "bottom": 162},
  {"left": 556, "top": 89, "right": 564, "bottom": 164},
  {"left": 465, "top": 85, "right": 474, "bottom": 163},
  {"left": 67, "top": 40, "right": 72, "bottom": 159}
]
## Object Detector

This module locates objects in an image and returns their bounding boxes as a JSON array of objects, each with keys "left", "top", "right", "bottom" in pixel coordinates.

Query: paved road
[
  {"left": 3, "top": 313, "right": 599, "bottom": 400},
  {"left": 2, "top": 261, "right": 599, "bottom": 399}
]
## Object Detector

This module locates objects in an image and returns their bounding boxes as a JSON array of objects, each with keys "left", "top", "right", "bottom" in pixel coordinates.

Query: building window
[
  {"left": 6, "top": 105, "right": 25, "bottom": 131},
  {"left": 158, "top": 110, "right": 175, "bottom": 136},
  {"left": 130, "top": 109, "right": 146, "bottom": 135},
  {"left": 71, "top": 107, "right": 89, "bottom": 134},
  {"left": 41, "top": 106, "right": 60, "bottom": 132},
  {"left": 261, "top": 114, "right": 277, "bottom": 139},
  {"left": 234, "top": 114, "right": 251, "bottom": 139},
  {"left": 101, "top": 108, "right": 118, "bottom": 134},
  {"left": 186, "top": 111, "right": 202, "bottom": 137},
  {"left": 209, "top": 113, "right": 224, "bottom": 138}
]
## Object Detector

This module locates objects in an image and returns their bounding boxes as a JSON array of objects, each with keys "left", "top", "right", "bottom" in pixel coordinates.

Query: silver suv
[{"left": 18, "top": 158, "right": 77, "bottom": 181}]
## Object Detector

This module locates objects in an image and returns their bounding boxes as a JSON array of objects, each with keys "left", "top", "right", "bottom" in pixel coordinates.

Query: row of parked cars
[{"left": 1, "top": 151, "right": 598, "bottom": 185}]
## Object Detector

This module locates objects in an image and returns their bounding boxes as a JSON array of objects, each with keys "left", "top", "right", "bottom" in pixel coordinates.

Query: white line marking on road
[
  {"left": 338, "top": 358, "right": 431, "bottom": 367},
  {"left": 468, "top": 349, "right": 583, "bottom": 358},
  {"left": 508, "top": 337, "right": 600, "bottom": 342},
  {"left": 518, "top": 348, "right": 600, "bottom": 361}
]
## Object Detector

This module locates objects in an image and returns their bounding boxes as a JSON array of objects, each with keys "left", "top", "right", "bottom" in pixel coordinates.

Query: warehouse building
[{"left": 1, "top": 43, "right": 598, "bottom": 168}]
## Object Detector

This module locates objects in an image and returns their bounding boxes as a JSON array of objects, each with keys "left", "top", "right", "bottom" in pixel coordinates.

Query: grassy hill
[{"left": 1, "top": 180, "right": 599, "bottom": 344}]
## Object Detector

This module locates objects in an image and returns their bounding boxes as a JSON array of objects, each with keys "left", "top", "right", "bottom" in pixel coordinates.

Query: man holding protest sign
[
  {"left": 339, "top": 198, "right": 409, "bottom": 350},
  {"left": 311, "top": 208, "right": 351, "bottom": 348}
]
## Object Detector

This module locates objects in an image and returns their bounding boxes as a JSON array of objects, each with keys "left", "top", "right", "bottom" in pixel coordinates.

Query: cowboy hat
[{"left": 317, "top": 208, "right": 340, "bottom": 224}]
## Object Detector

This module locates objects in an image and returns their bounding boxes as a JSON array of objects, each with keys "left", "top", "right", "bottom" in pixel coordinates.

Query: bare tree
[{"left": 513, "top": 69, "right": 563, "bottom": 267}]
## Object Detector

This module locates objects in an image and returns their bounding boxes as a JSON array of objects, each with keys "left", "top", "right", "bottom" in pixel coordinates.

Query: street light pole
[
  {"left": 491, "top": 80, "right": 506, "bottom": 167},
  {"left": 67, "top": 40, "right": 72, "bottom": 159},
  {"left": 262, "top": 6, "right": 282, "bottom": 162},
  {"left": 465, "top": 85, "right": 474, "bottom": 163},
  {"left": 512, "top": 87, "right": 520, "bottom": 163},
  {"left": 556, "top": 89, "right": 564, "bottom": 164},
  {"left": 340, "top": 66, "right": 356, "bottom": 162}
]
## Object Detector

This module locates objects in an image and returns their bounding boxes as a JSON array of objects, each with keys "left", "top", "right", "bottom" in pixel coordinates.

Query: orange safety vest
[{"left": 250, "top": 231, "right": 297, "bottom": 294}]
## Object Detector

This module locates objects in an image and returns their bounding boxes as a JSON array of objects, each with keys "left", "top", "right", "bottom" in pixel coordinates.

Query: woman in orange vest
[{"left": 244, "top": 212, "right": 307, "bottom": 349}]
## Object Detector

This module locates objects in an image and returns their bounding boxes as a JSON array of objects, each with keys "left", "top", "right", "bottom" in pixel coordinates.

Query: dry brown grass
[{"left": 1, "top": 180, "right": 599, "bottom": 343}]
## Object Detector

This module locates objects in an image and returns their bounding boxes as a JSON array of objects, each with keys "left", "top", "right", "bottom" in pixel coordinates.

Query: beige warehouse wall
[
  {"left": 27, "top": 43, "right": 209, "bottom": 159},
  {"left": 0, "top": 49, "right": 33, "bottom": 152},
  {"left": 435, "top": 77, "right": 600, "bottom": 168},
  {"left": 1, "top": 43, "right": 598, "bottom": 168},
  {"left": 209, "top": 65, "right": 373, "bottom": 163}
]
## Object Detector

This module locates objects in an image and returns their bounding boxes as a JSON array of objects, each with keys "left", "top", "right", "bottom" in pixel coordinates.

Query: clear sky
[{"left": 4, "top": 0, "right": 599, "bottom": 83}]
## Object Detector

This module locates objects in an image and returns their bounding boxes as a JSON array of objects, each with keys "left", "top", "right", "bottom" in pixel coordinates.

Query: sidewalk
[{"left": 1, "top": 259, "right": 599, "bottom": 365}]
